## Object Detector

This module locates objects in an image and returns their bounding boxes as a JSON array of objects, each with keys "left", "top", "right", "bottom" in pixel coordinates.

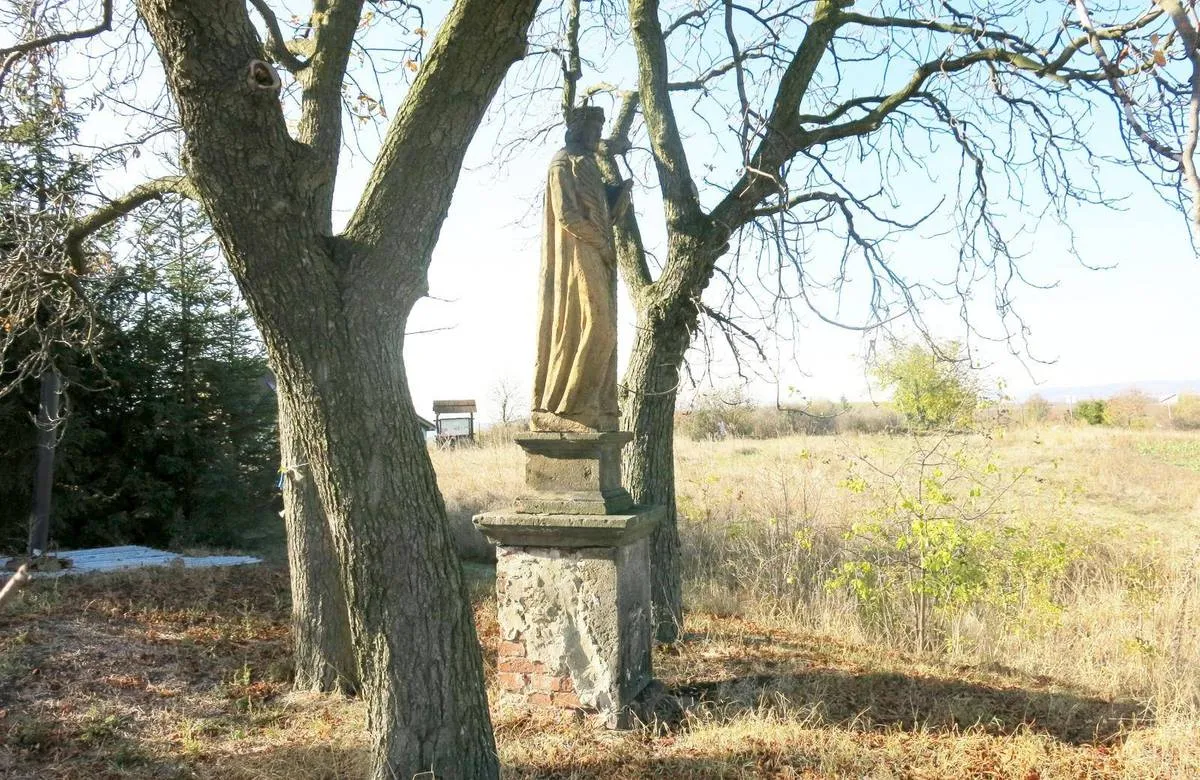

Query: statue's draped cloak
[{"left": 531, "top": 150, "right": 619, "bottom": 432}]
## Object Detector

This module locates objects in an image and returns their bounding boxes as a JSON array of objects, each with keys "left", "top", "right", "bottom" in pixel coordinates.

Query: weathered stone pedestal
[{"left": 474, "top": 432, "right": 662, "bottom": 725}]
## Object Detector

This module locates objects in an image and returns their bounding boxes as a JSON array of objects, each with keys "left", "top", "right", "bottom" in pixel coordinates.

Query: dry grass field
[{"left": 1, "top": 426, "right": 1198, "bottom": 778}]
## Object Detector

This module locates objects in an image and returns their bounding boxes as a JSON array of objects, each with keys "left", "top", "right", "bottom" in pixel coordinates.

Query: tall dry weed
[{"left": 435, "top": 426, "right": 1200, "bottom": 723}]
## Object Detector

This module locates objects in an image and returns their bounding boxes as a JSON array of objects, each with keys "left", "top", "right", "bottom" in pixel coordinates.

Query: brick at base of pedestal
[
  {"left": 495, "top": 639, "right": 583, "bottom": 709},
  {"left": 494, "top": 538, "right": 653, "bottom": 721}
]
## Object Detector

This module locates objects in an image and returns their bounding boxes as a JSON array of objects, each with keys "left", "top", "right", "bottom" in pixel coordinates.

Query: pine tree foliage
[
  {"left": 60, "top": 201, "right": 278, "bottom": 549},
  {"left": 0, "top": 34, "right": 94, "bottom": 389},
  {"left": 1, "top": 24, "right": 277, "bottom": 552},
  {"left": 0, "top": 198, "right": 279, "bottom": 551},
  {"left": 0, "top": 30, "right": 95, "bottom": 553}
]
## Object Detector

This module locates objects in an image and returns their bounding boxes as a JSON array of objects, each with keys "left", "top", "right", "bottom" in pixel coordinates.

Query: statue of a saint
[{"left": 531, "top": 106, "right": 631, "bottom": 433}]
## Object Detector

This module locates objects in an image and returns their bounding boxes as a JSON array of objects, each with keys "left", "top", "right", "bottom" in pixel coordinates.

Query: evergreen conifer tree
[
  {"left": 0, "top": 37, "right": 277, "bottom": 550},
  {"left": 50, "top": 200, "right": 278, "bottom": 549},
  {"left": 0, "top": 30, "right": 92, "bottom": 553}
]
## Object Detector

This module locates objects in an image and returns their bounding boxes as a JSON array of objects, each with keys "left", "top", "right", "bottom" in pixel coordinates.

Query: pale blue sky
[
  {"left": 386, "top": 3, "right": 1199, "bottom": 421},
  {"left": 48, "top": 1, "right": 1200, "bottom": 423},
  {"left": 393, "top": 121, "right": 1199, "bottom": 421}
]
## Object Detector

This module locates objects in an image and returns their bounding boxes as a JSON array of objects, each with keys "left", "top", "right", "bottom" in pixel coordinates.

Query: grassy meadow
[{"left": 2, "top": 424, "right": 1198, "bottom": 777}]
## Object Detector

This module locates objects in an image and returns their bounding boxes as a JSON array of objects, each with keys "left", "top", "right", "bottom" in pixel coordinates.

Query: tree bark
[
  {"left": 278, "top": 400, "right": 358, "bottom": 695},
  {"left": 619, "top": 229, "right": 719, "bottom": 643},
  {"left": 27, "top": 368, "right": 59, "bottom": 557},
  {"left": 134, "top": 0, "right": 538, "bottom": 775},
  {"left": 275, "top": 327, "right": 497, "bottom": 776},
  {"left": 620, "top": 313, "right": 688, "bottom": 643}
]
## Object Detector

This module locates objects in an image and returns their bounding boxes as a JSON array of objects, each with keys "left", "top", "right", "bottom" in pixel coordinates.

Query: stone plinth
[
  {"left": 480, "top": 516, "right": 662, "bottom": 722},
  {"left": 474, "top": 432, "right": 661, "bottom": 725},
  {"left": 472, "top": 510, "right": 657, "bottom": 548},
  {"left": 512, "top": 432, "right": 634, "bottom": 515}
]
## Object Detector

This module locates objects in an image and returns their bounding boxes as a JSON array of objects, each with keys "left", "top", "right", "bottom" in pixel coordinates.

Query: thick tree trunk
[
  {"left": 620, "top": 227, "right": 722, "bottom": 644},
  {"left": 135, "top": 1, "right": 537, "bottom": 774},
  {"left": 619, "top": 306, "right": 692, "bottom": 644},
  {"left": 278, "top": 402, "right": 358, "bottom": 695},
  {"left": 274, "top": 320, "right": 496, "bottom": 778}
]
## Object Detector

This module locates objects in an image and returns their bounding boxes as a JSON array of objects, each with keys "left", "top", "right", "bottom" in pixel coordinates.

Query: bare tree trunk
[
  {"left": 278, "top": 402, "right": 358, "bottom": 695},
  {"left": 618, "top": 213, "right": 723, "bottom": 642},
  {"left": 275, "top": 324, "right": 496, "bottom": 776},
  {"left": 620, "top": 324, "right": 683, "bottom": 643},
  {"left": 619, "top": 280, "right": 701, "bottom": 643},
  {"left": 27, "top": 368, "right": 59, "bottom": 557},
  {"left": 133, "top": 0, "right": 538, "bottom": 772}
]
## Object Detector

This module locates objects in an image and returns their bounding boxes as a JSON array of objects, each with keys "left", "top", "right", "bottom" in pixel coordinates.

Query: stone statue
[
  {"left": 478, "top": 109, "right": 659, "bottom": 720},
  {"left": 531, "top": 106, "right": 632, "bottom": 433}
]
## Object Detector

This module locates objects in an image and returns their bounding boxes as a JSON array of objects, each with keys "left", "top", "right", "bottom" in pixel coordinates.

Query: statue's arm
[{"left": 549, "top": 162, "right": 608, "bottom": 247}]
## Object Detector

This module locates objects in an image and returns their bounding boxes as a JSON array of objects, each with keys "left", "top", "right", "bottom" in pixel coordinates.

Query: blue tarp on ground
[{"left": 0, "top": 545, "right": 260, "bottom": 579}]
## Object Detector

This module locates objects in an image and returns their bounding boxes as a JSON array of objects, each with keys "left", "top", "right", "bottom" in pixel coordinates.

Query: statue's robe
[{"left": 531, "top": 149, "right": 619, "bottom": 432}]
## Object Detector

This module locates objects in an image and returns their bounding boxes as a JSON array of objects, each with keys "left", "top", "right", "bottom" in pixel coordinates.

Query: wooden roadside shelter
[{"left": 432, "top": 399, "right": 477, "bottom": 444}]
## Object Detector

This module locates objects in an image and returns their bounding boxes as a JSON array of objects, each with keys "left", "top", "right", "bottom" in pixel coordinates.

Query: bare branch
[
  {"left": 588, "top": 43, "right": 770, "bottom": 154},
  {"left": 1154, "top": 0, "right": 1200, "bottom": 236},
  {"left": 597, "top": 150, "right": 653, "bottom": 296},
  {"left": 65, "top": 175, "right": 195, "bottom": 273},
  {"left": 561, "top": 0, "right": 582, "bottom": 114},
  {"left": 722, "top": 0, "right": 752, "bottom": 164},
  {"left": 292, "top": 0, "right": 366, "bottom": 231},
  {"left": 801, "top": 46, "right": 1093, "bottom": 152},
  {"left": 0, "top": 0, "right": 113, "bottom": 89},
  {"left": 247, "top": 0, "right": 307, "bottom": 74},
  {"left": 709, "top": 0, "right": 845, "bottom": 234},
  {"left": 629, "top": 0, "right": 702, "bottom": 227},
  {"left": 1074, "top": 0, "right": 1179, "bottom": 160},
  {"left": 841, "top": 8, "right": 1163, "bottom": 72},
  {"left": 699, "top": 301, "right": 767, "bottom": 363},
  {"left": 342, "top": 0, "right": 538, "bottom": 285},
  {"left": 664, "top": 0, "right": 718, "bottom": 39}
]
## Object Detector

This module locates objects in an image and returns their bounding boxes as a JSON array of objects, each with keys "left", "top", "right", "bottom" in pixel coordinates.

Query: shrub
[
  {"left": 828, "top": 438, "right": 1079, "bottom": 652},
  {"left": 872, "top": 341, "right": 981, "bottom": 431},
  {"left": 836, "top": 404, "right": 904, "bottom": 434},
  {"left": 1023, "top": 395, "right": 1051, "bottom": 425},
  {"left": 1173, "top": 394, "right": 1200, "bottom": 430},
  {"left": 753, "top": 399, "right": 839, "bottom": 438},
  {"left": 1073, "top": 399, "right": 1107, "bottom": 425},
  {"left": 1104, "top": 390, "right": 1153, "bottom": 428},
  {"left": 676, "top": 397, "right": 906, "bottom": 440},
  {"left": 677, "top": 387, "right": 756, "bottom": 440}
]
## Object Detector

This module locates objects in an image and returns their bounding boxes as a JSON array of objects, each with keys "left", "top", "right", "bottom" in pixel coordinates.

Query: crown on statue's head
[{"left": 566, "top": 106, "right": 606, "bottom": 129}]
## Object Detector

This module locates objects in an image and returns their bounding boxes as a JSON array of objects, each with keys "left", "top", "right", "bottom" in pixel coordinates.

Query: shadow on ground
[
  {"left": 665, "top": 666, "right": 1142, "bottom": 744},
  {"left": 502, "top": 625, "right": 1150, "bottom": 778},
  {"left": 629, "top": 626, "right": 1148, "bottom": 749}
]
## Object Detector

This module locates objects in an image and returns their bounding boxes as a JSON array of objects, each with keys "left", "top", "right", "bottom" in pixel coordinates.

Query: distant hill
[{"left": 1016, "top": 380, "right": 1200, "bottom": 403}]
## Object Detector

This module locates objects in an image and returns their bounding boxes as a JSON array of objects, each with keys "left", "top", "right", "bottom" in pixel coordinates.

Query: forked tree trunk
[
  {"left": 135, "top": 0, "right": 538, "bottom": 774},
  {"left": 277, "top": 403, "right": 358, "bottom": 694}
]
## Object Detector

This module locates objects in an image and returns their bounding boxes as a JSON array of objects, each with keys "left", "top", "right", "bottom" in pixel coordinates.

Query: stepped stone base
[
  {"left": 512, "top": 432, "right": 633, "bottom": 515},
  {"left": 475, "top": 431, "right": 662, "bottom": 725}
]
